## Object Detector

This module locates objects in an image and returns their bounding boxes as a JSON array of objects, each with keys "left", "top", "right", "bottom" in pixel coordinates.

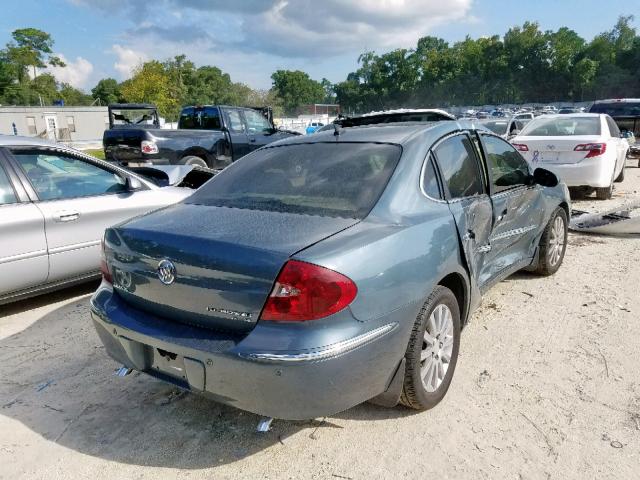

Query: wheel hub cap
[{"left": 420, "top": 304, "right": 454, "bottom": 393}]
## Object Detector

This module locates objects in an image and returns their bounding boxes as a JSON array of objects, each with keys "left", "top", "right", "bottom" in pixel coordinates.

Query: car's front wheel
[
  {"left": 535, "top": 206, "right": 567, "bottom": 276},
  {"left": 400, "top": 286, "right": 460, "bottom": 410}
]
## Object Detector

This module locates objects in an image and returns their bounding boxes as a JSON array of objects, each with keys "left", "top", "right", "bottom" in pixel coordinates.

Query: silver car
[{"left": 0, "top": 136, "right": 201, "bottom": 304}]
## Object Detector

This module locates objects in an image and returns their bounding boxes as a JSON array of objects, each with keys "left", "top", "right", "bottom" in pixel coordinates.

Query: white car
[
  {"left": 512, "top": 114, "right": 629, "bottom": 199},
  {"left": 0, "top": 136, "right": 213, "bottom": 304}
]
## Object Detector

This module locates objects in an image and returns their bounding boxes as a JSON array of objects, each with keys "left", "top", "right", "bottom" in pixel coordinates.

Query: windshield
[
  {"left": 590, "top": 102, "right": 640, "bottom": 117},
  {"left": 481, "top": 121, "right": 508, "bottom": 135},
  {"left": 110, "top": 108, "right": 157, "bottom": 126},
  {"left": 187, "top": 142, "right": 402, "bottom": 219},
  {"left": 520, "top": 116, "right": 601, "bottom": 136},
  {"left": 178, "top": 107, "right": 221, "bottom": 130}
]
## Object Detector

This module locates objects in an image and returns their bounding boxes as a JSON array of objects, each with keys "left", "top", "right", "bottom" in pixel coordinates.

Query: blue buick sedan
[{"left": 91, "top": 120, "right": 570, "bottom": 420}]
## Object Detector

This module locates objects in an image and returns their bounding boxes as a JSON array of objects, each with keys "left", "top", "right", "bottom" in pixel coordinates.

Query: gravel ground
[{"left": 1, "top": 159, "right": 639, "bottom": 480}]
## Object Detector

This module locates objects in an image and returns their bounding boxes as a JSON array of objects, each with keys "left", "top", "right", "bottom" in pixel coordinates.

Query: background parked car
[
  {"left": 590, "top": 98, "right": 640, "bottom": 166},
  {"left": 92, "top": 120, "right": 570, "bottom": 420},
  {"left": 479, "top": 118, "right": 525, "bottom": 139},
  {"left": 512, "top": 113, "right": 628, "bottom": 199},
  {"left": 305, "top": 122, "right": 325, "bottom": 134},
  {"left": 0, "top": 136, "right": 205, "bottom": 305}
]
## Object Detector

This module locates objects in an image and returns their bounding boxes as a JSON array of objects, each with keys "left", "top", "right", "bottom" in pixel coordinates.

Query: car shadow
[
  {"left": 0, "top": 281, "right": 99, "bottom": 319},
  {"left": 0, "top": 292, "right": 419, "bottom": 469}
]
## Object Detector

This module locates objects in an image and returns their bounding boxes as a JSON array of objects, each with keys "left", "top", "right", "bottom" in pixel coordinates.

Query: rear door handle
[
  {"left": 497, "top": 209, "right": 508, "bottom": 222},
  {"left": 462, "top": 230, "right": 475, "bottom": 241},
  {"left": 54, "top": 210, "right": 80, "bottom": 222},
  {"left": 249, "top": 137, "right": 257, "bottom": 143}
]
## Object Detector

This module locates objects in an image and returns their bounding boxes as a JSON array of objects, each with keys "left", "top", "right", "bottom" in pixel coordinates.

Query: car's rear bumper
[
  {"left": 537, "top": 155, "right": 617, "bottom": 188},
  {"left": 90, "top": 282, "right": 410, "bottom": 419}
]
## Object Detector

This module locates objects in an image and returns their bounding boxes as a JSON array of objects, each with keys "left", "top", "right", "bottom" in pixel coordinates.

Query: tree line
[{"left": 0, "top": 16, "right": 638, "bottom": 119}]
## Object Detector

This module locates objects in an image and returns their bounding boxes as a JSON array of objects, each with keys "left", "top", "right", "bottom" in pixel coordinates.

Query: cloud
[
  {"left": 47, "top": 54, "right": 94, "bottom": 88},
  {"left": 111, "top": 44, "right": 147, "bottom": 79}
]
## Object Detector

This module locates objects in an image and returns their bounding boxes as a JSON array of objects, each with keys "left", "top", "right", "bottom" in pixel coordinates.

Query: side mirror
[
  {"left": 532, "top": 168, "right": 559, "bottom": 188},
  {"left": 125, "top": 176, "right": 143, "bottom": 191}
]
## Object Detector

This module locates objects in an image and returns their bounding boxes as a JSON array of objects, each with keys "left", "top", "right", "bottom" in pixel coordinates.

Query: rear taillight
[
  {"left": 141, "top": 140, "right": 158, "bottom": 154},
  {"left": 260, "top": 260, "right": 357, "bottom": 322},
  {"left": 574, "top": 143, "right": 607, "bottom": 158},
  {"left": 100, "top": 236, "right": 112, "bottom": 284},
  {"left": 513, "top": 143, "right": 529, "bottom": 152}
]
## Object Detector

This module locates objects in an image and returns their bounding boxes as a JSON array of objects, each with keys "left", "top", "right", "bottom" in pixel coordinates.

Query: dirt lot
[{"left": 1, "top": 159, "right": 639, "bottom": 480}]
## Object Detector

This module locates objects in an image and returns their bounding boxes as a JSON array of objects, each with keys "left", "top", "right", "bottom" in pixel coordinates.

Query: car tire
[
  {"left": 534, "top": 206, "right": 567, "bottom": 276},
  {"left": 595, "top": 184, "right": 613, "bottom": 200},
  {"left": 180, "top": 156, "right": 208, "bottom": 168},
  {"left": 614, "top": 168, "right": 625, "bottom": 183},
  {"left": 400, "top": 285, "right": 460, "bottom": 410}
]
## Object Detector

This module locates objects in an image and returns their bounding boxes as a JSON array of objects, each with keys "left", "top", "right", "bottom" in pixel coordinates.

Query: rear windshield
[
  {"left": 178, "top": 107, "right": 221, "bottom": 130},
  {"left": 341, "top": 112, "right": 451, "bottom": 127},
  {"left": 187, "top": 142, "right": 402, "bottom": 219},
  {"left": 481, "top": 121, "right": 508, "bottom": 135},
  {"left": 520, "top": 117, "right": 601, "bottom": 136},
  {"left": 590, "top": 102, "right": 640, "bottom": 117},
  {"left": 110, "top": 108, "right": 157, "bottom": 126}
]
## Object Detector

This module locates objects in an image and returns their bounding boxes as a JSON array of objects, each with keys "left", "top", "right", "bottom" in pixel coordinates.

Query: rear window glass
[
  {"left": 187, "top": 142, "right": 402, "bottom": 219},
  {"left": 520, "top": 117, "right": 601, "bottom": 136},
  {"left": 178, "top": 107, "right": 221, "bottom": 130},
  {"left": 590, "top": 102, "right": 640, "bottom": 117}
]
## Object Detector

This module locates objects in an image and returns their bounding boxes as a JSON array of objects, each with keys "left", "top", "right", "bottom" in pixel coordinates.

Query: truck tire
[
  {"left": 180, "top": 156, "right": 208, "bottom": 168},
  {"left": 400, "top": 286, "right": 460, "bottom": 411}
]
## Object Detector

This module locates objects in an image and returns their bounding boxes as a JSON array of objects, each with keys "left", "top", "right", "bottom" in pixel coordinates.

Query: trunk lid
[
  {"left": 516, "top": 136, "right": 605, "bottom": 165},
  {"left": 105, "top": 203, "right": 358, "bottom": 333}
]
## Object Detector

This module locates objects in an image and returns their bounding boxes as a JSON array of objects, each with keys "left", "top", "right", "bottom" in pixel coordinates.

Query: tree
[
  {"left": 91, "top": 78, "right": 122, "bottom": 105},
  {"left": 59, "top": 83, "right": 93, "bottom": 105},
  {"left": 6, "top": 28, "right": 65, "bottom": 80},
  {"left": 270, "top": 70, "right": 325, "bottom": 115},
  {"left": 120, "top": 61, "right": 179, "bottom": 120}
]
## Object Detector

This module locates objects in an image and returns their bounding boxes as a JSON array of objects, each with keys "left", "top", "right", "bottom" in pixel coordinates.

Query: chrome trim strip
[
  {"left": 240, "top": 323, "right": 398, "bottom": 363},
  {"left": 49, "top": 239, "right": 100, "bottom": 254},
  {"left": 0, "top": 249, "right": 47, "bottom": 265},
  {"left": 490, "top": 224, "right": 537, "bottom": 241}
]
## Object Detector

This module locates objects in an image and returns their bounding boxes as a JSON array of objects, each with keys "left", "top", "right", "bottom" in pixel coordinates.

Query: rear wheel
[
  {"left": 400, "top": 286, "right": 460, "bottom": 410},
  {"left": 596, "top": 184, "right": 613, "bottom": 200},
  {"left": 180, "top": 155, "right": 208, "bottom": 168},
  {"left": 535, "top": 207, "right": 567, "bottom": 276}
]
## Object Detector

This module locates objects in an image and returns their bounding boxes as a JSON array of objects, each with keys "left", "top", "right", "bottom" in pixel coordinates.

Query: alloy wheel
[
  {"left": 420, "top": 304, "right": 454, "bottom": 393},
  {"left": 548, "top": 215, "right": 565, "bottom": 266}
]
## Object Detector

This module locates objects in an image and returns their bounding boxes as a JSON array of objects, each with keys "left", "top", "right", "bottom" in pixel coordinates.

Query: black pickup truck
[{"left": 103, "top": 103, "right": 299, "bottom": 169}]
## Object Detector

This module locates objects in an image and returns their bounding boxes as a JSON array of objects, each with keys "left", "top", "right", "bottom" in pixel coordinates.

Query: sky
[{"left": 0, "top": 0, "right": 635, "bottom": 92}]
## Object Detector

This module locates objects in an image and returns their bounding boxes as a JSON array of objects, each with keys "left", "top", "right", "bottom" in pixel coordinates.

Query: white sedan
[{"left": 511, "top": 113, "right": 629, "bottom": 199}]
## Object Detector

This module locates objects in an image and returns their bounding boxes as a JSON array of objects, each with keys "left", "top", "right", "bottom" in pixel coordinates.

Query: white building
[{"left": 0, "top": 106, "right": 109, "bottom": 142}]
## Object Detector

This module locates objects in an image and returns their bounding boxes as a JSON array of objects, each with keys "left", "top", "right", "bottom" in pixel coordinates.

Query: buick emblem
[{"left": 157, "top": 259, "right": 176, "bottom": 285}]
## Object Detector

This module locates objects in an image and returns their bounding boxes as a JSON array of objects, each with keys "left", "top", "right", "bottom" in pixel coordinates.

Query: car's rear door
[
  {"left": 0, "top": 151, "right": 49, "bottom": 297},
  {"left": 431, "top": 132, "right": 494, "bottom": 291},
  {"left": 7, "top": 147, "right": 165, "bottom": 283},
  {"left": 477, "top": 133, "right": 544, "bottom": 285}
]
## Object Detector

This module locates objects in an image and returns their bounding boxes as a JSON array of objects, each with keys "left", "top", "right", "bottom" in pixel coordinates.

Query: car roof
[
  {"left": 109, "top": 103, "right": 156, "bottom": 109},
  {"left": 266, "top": 120, "right": 488, "bottom": 148},
  {"left": 593, "top": 98, "right": 640, "bottom": 104},
  {"left": 0, "top": 135, "right": 64, "bottom": 148},
  {"left": 358, "top": 108, "right": 455, "bottom": 120}
]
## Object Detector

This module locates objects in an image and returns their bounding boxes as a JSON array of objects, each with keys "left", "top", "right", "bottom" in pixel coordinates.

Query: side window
[
  {"left": 421, "top": 156, "right": 442, "bottom": 199},
  {"left": 12, "top": 150, "right": 127, "bottom": 201},
  {"left": 0, "top": 165, "right": 18, "bottom": 205},
  {"left": 225, "top": 109, "right": 245, "bottom": 133},
  {"left": 243, "top": 109, "right": 272, "bottom": 134},
  {"left": 606, "top": 116, "right": 620, "bottom": 138},
  {"left": 481, "top": 135, "right": 530, "bottom": 193},
  {"left": 433, "top": 135, "right": 484, "bottom": 199}
]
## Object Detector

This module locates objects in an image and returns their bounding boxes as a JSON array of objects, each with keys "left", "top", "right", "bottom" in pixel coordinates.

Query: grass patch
[{"left": 83, "top": 149, "right": 105, "bottom": 160}]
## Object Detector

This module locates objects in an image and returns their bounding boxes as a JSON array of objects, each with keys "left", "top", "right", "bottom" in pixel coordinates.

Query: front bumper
[{"left": 90, "top": 283, "right": 408, "bottom": 419}]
